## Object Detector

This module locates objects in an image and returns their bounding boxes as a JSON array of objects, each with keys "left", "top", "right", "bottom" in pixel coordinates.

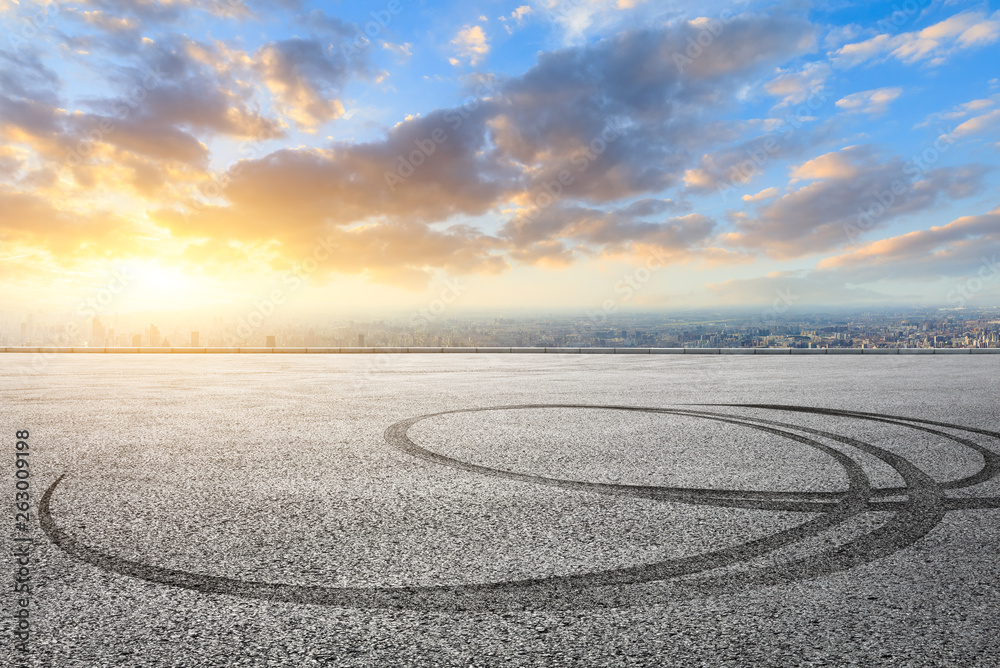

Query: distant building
[
  {"left": 266, "top": 335, "right": 276, "bottom": 347},
  {"left": 358, "top": 333, "right": 365, "bottom": 346},
  {"left": 149, "top": 324, "right": 161, "bottom": 347},
  {"left": 92, "top": 317, "right": 105, "bottom": 346},
  {"left": 191, "top": 331, "right": 199, "bottom": 347},
  {"left": 132, "top": 334, "right": 142, "bottom": 347}
]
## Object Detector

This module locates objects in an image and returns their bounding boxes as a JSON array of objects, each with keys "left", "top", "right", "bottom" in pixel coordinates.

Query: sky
[{"left": 1, "top": 0, "right": 999, "bottom": 318}]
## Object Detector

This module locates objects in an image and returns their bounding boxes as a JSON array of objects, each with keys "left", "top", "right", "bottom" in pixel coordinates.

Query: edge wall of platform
[{"left": 1, "top": 347, "right": 998, "bottom": 354}]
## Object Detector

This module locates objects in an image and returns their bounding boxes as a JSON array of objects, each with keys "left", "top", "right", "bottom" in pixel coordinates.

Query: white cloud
[
  {"left": 916, "top": 95, "right": 998, "bottom": 129},
  {"left": 511, "top": 5, "right": 532, "bottom": 23},
  {"left": 952, "top": 109, "right": 1000, "bottom": 139},
  {"left": 764, "top": 62, "right": 830, "bottom": 108},
  {"left": 831, "top": 10, "right": 1000, "bottom": 67},
  {"left": 382, "top": 41, "right": 413, "bottom": 61},
  {"left": 836, "top": 87, "right": 903, "bottom": 115},
  {"left": 743, "top": 187, "right": 779, "bottom": 202},
  {"left": 792, "top": 148, "right": 861, "bottom": 181},
  {"left": 450, "top": 25, "right": 490, "bottom": 66},
  {"left": 533, "top": 0, "right": 649, "bottom": 44}
]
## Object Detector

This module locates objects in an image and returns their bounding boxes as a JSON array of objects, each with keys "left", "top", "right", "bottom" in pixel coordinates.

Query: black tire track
[{"left": 38, "top": 405, "right": 1000, "bottom": 610}]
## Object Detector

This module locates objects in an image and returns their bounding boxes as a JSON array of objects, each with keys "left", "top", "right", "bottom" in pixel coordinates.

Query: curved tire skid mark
[{"left": 39, "top": 405, "right": 999, "bottom": 610}]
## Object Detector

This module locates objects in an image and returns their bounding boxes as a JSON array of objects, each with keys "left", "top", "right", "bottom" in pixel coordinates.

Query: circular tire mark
[{"left": 39, "top": 405, "right": 1000, "bottom": 610}]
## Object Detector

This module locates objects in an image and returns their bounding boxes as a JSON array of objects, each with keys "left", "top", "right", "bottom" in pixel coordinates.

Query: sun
[{"left": 117, "top": 261, "right": 204, "bottom": 310}]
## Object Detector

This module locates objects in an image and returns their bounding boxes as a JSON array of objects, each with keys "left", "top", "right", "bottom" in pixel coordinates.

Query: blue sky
[{"left": 1, "top": 0, "right": 999, "bottom": 315}]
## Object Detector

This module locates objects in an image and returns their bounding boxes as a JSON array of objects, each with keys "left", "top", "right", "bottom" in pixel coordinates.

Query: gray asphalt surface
[{"left": 3, "top": 354, "right": 1000, "bottom": 666}]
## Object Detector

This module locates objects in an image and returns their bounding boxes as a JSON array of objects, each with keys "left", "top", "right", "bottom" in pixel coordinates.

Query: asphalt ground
[{"left": 3, "top": 354, "right": 999, "bottom": 666}]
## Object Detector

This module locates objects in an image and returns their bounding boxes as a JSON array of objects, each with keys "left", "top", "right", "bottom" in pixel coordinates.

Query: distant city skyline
[
  {"left": 5, "top": 306, "right": 999, "bottom": 350},
  {"left": 1, "top": 1, "right": 999, "bottom": 312}
]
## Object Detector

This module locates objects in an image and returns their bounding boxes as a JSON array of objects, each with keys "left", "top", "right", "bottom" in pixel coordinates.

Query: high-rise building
[
  {"left": 358, "top": 333, "right": 365, "bottom": 346},
  {"left": 149, "top": 324, "right": 161, "bottom": 347},
  {"left": 265, "top": 335, "right": 276, "bottom": 347},
  {"left": 132, "top": 334, "right": 142, "bottom": 347},
  {"left": 191, "top": 331, "right": 199, "bottom": 347}
]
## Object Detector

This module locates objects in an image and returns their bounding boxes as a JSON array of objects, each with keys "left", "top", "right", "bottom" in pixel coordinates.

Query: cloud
[
  {"left": 0, "top": 185, "right": 145, "bottom": 259},
  {"left": 383, "top": 41, "right": 413, "bottom": 61},
  {"left": 836, "top": 87, "right": 902, "bottom": 116},
  {"left": 500, "top": 203, "right": 716, "bottom": 264},
  {"left": 705, "top": 272, "right": 888, "bottom": 307},
  {"left": 2, "top": 10, "right": 837, "bottom": 286},
  {"left": 951, "top": 109, "right": 1000, "bottom": 140},
  {"left": 743, "top": 187, "right": 779, "bottom": 202},
  {"left": 450, "top": 25, "right": 490, "bottom": 66},
  {"left": 511, "top": 5, "right": 532, "bottom": 23},
  {"left": 155, "top": 101, "right": 514, "bottom": 246},
  {"left": 491, "top": 12, "right": 818, "bottom": 202},
  {"left": 816, "top": 205, "right": 1000, "bottom": 283},
  {"left": 916, "top": 96, "right": 997, "bottom": 129},
  {"left": 72, "top": 0, "right": 272, "bottom": 22},
  {"left": 764, "top": 62, "right": 830, "bottom": 108},
  {"left": 295, "top": 8, "right": 356, "bottom": 38},
  {"left": 682, "top": 117, "right": 836, "bottom": 195},
  {"left": 792, "top": 148, "right": 861, "bottom": 180},
  {"left": 141, "top": 11, "right": 820, "bottom": 282},
  {"left": 76, "top": 9, "right": 142, "bottom": 34},
  {"left": 725, "top": 145, "right": 989, "bottom": 257},
  {"left": 499, "top": 5, "right": 534, "bottom": 34},
  {"left": 255, "top": 38, "right": 370, "bottom": 130},
  {"left": 831, "top": 10, "right": 1000, "bottom": 67},
  {"left": 533, "top": 0, "right": 656, "bottom": 44}
]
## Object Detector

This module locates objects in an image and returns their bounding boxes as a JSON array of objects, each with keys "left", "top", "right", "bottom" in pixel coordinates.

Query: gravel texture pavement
[{"left": 3, "top": 354, "right": 999, "bottom": 666}]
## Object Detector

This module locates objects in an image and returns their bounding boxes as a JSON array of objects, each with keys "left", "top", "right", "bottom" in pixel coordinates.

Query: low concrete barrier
[{"left": 1, "top": 347, "right": 997, "bottom": 355}]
